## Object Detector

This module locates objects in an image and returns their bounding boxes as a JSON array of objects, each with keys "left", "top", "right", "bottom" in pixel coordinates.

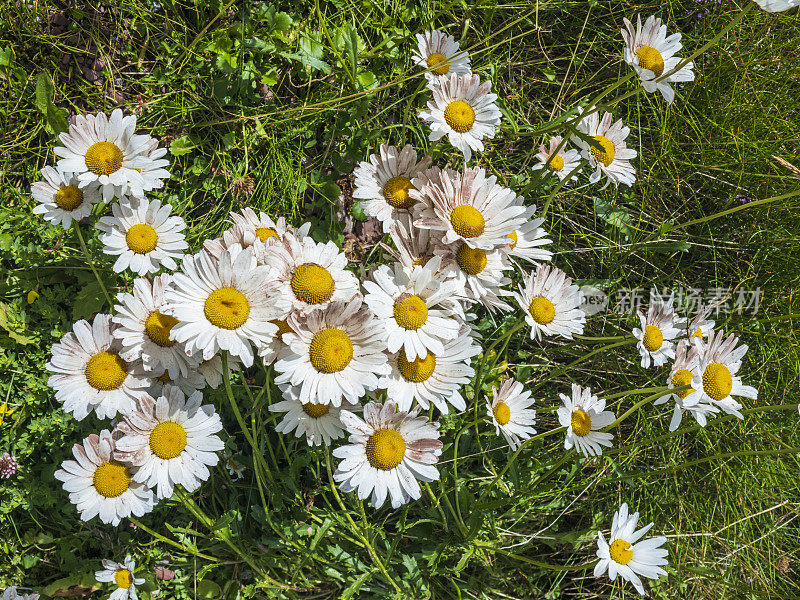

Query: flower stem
[{"left": 74, "top": 222, "right": 113, "bottom": 308}]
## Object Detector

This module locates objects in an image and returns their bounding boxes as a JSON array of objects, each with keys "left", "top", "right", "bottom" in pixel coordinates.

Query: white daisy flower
[
  {"left": 113, "top": 275, "right": 198, "bottom": 379},
  {"left": 684, "top": 311, "right": 715, "bottom": 340},
  {"left": 270, "top": 386, "right": 357, "bottom": 446},
  {"left": 31, "top": 166, "right": 101, "bottom": 229},
  {"left": 53, "top": 109, "right": 152, "bottom": 202},
  {"left": 379, "top": 324, "right": 480, "bottom": 414},
  {"left": 46, "top": 314, "right": 150, "bottom": 420},
  {"left": 148, "top": 371, "right": 206, "bottom": 398},
  {"left": 486, "top": 379, "right": 537, "bottom": 451},
  {"left": 385, "top": 220, "right": 437, "bottom": 271},
  {"left": 137, "top": 137, "right": 172, "bottom": 193},
  {"left": 257, "top": 314, "right": 296, "bottom": 365},
  {"left": 655, "top": 339, "right": 719, "bottom": 431},
  {"left": 196, "top": 354, "right": 241, "bottom": 389},
  {"left": 95, "top": 554, "right": 144, "bottom": 600},
  {"left": 95, "top": 196, "right": 188, "bottom": 276},
  {"left": 1, "top": 587, "right": 40, "bottom": 600},
  {"left": 632, "top": 294, "right": 682, "bottom": 368},
  {"left": 622, "top": 15, "right": 695, "bottom": 104},
  {"left": 264, "top": 234, "right": 360, "bottom": 315},
  {"left": 419, "top": 72, "right": 501, "bottom": 162},
  {"left": 683, "top": 329, "right": 758, "bottom": 419},
  {"left": 333, "top": 401, "right": 443, "bottom": 509},
  {"left": 572, "top": 108, "right": 637, "bottom": 188},
  {"left": 753, "top": 0, "right": 800, "bottom": 10},
  {"left": 412, "top": 166, "right": 526, "bottom": 251},
  {"left": 557, "top": 384, "right": 615, "bottom": 457},
  {"left": 353, "top": 144, "right": 432, "bottom": 229},
  {"left": 274, "top": 296, "right": 389, "bottom": 407},
  {"left": 513, "top": 264, "right": 586, "bottom": 341},
  {"left": 436, "top": 243, "right": 513, "bottom": 312},
  {"left": 164, "top": 245, "right": 284, "bottom": 367},
  {"left": 412, "top": 29, "right": 471, "bottom": 80},
  {"left": 221, "top": 450, "right": 245, "bottom": 480},
  {"left": 594, "top": 502, "right": 668, "bottom": 595},
  {"left": 362, "top": 256, "right": 463, "bottom": 360},
  {"left": 114, "top": 388, "right": 224, "bottom": 499},
  {"left": 500, "top": 203, "right": 553, "bottom": 265},
  {"left": 531, "top": 136, "right": 582, "bottom": 182},
  {"left": 54, "top": 430, "right": 156, "bottom": 526}
]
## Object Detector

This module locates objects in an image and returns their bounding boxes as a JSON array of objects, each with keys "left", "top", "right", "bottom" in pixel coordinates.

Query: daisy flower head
[
  {"left": 379, "top": 323, "right": 480, "bottom": 414},
  {"left": 196, "top": 354, "right": 241, "bottom": 389},
  {"left": 31, "top": 166, "right": 101, "bottom": 229},
  {"left": 531, "top": 136, "right": 582, "bottom": 182},
  {"left": 164, "top": 244, "right": 284, "bottom": 367},
  {"left": 274, "top": 296, "right": 390, "bottom": 407},
  {"left": 113, "top": 275, "right": 198, "bottom": 379},
  {"left": 222, "top": 451, "right": 245, "bottom": 480},
  {"left": 412, "top": 29, "right": 471, "bottom": 81},
  {"left": 137, "top": 137, "right": 172, "bottom": 193},
  {"left": 1, "top": 587, "right": 39, "bottom": 600},
  {"left": 632, "top": 293, "right": 682, "bottom": 368},
  {"left": 53, "top": 109, "right": 153, "bottom": 202},
  {"left": 753, "top": 0, "right": 800, "bottom": 10},
  {"left": 594, "top": 502, "right": 668, "bottom": 595},
  {"left": 486, "top": 379, "right": 537, "bottom": 451},
  {"left": 264, "top": 233, "right": 360, "bottom": 315},
  {"left": 419, "top": 73, "right": 501, "bottom": 162},
  {"left": 148, "top": 369, "right": 206, "bottom": 398},
  {"left": 114, "top": 388, "right": 224, "bottom": 499},
  {"left": 513, "top": 264, "right": 586, "bottom": 341},
  {"left": 385, "top": 219, "right": 437, "bottom": 271},
  {"left": 46, "top": 314, "right": 150, "bottom": 420},
  {"left": 95, "top": 196, "right": 188, "bottom": 276},
  {"left": 501, "top": 203, "right": 553, "bottom": 265},
  {"left": 683, "top": 329, "right": 758, "bottom": 419},
  {"left": 557, "top": 384, "right": 615, "bottom": 457},
  {"left": 333, "top": 401, "right": 443, "bottom": 509},
  {"left": 95, "top": 555, "right": 144, "bottom": 600},
  {"left": 353, "top": 144, "right": 432, "bottom": 229},
  {"left": 270, "top": 385, "right": 358, "bottom": 446},
  {"left": 572, "top": 108, "right": 637, "bottom": 188},
  {"left": 413, "top": 165, "right": 526, "bottom": 252},
  {"left": 622, "top": 15, "right": 695, "bottom": 104},
  {"left": 54, "top": 429, "right": 156, "bottom": 526},
  {"left": 684, "top": 310, "right": 715, "bottom": 340},
  {"left": 256, "top": 314, "right": 296, "bottom": 365},
  {"left": 208, "top": 208, "right": 312, "bottom": 262},
  {"left": 656, "top": 339, "right": 719, "bottom": 431},
  {"left": 437, "top": 242, "right": 513, "bottom": 312},
  {"left": 363, "top": 256, "right": 463, "bottom": 361}
]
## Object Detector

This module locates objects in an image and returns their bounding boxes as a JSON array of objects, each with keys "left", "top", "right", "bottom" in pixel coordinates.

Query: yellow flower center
[
  {"left": 635, "top": 45, "right": 665, "bottom": 77},
  {"left": 693, "top": 327, "right": 704, "bottom": 337},
  {"left": 426, "top": 52, "right": 449, "bottom": 75},
  {"left": 671, "top": 368, "right": 695, "bottom": 400},
  {"left": 455, "top": 244, "right": 487, "bottom": 275},
  {"left": 548, "top": 154, "right": 565, "bottom": 172},
  {"left": 255, "top": 227, "right": 278, "bottom": 242},
  {"left": 92, "top": 461, "right": 131, "bottom": 498},
  {"left": 609, "top": 539, "right": 634, "bottom": 565},
  {"left": 302, "top": 402, "right": 330, "bottom": 418},
  {"left": 125, "top": 223, "right": 159, "bottom": 254},
  {"left": 393, "top": 294, "right": 428, "bottom": 330},
  {"left": 291, "top": 263, "right": 335, "bottom": 305},
  {"left": 271, "top": 318, "right": 292, "bottom": 337},
  {"left": 55, "top": 185, "right": 84, "bottom": 210},
  {"left": 396, "top": 349, "right": 436, "bottom": 383},
  {"left": 309, "top": 328, "right": 353, "bottom": 373},
  {"left": 702, "top": 362, "right": 733, "bottom": 401},
  {"left": 204, "top": 287, "right": 250, "bottom": 329},
  {"left": 528, "top": 296, "right": 555, "bottom": 325},
  {"left": 443, "top": 100, "right": 475, "bottom": 133},
  {"left": 571, "top": 409, "right": 592, "bottom": 437},
  {"left": 85, "top": 141, "right": 123, "bottom": 176},
  {"left": 450, "top": 205, "right": 485, "bottom": 238},
  {"left": 145, "top": 311, "right": 178, "bottom": 347},
  {"left": 493, "top": 401, "right": 511, "bottom": 426},
  {"left": 84, "top": 351, "right": 128, "bottom": 391},
  {"left": 642, "top": 325, "right": 664, "bottom": 352},
  {"left": 149, "top": 421, "right": 188, "bottom": 460},
  {"left": 590, "top": 135, "right": 616, "bottom": 167},
  {"left": 114, "top": 569, "right": 133, "bottom": 589},
  {"left": 507, "top": 230, "right": 518, "bottom": 250},
  {"left": 382, "top": 176, "right": 416, "bottom": 210},
  {"left": 365, "top": 429, "right": 406, "bottom": 470}
]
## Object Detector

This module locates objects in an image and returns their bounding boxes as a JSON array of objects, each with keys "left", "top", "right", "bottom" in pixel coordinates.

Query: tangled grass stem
[{"left": 74, "top": 222, "right": 113, "bottom": 308}]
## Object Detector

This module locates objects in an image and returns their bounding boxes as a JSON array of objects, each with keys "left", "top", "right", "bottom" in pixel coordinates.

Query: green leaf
[
  {"left": 169, "top": 134, "right": 200, "bottom": 157},
  {"left": 350, "top": 200, "right": 369, "bottom": 222},
  {"left": 0, "top": 302, "right": 34, "bottom": 345},
  {"left": 594, "top": 197, "right": 634, "bottom": 239},
  {"left": 196, "top": 580, "right": 222, "bottom": 598},
  {"left": 35, "top": 72, "right": 68, "bottom": 135},
  {"left": 357, "top": 70, "right": 378, "bottom": 90}
]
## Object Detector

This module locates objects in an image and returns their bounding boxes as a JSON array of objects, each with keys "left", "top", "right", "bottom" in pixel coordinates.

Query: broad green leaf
[{"left": 169, "top": 134, "right": 200, "bottom": 157}]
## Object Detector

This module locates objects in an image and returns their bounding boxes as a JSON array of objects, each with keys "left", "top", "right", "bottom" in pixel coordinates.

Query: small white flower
[
  {"left": 385, "top": 219, "right": 437, "bottom": 271},
  {"left": 95, "top": 554, "right": 144, "bottom": 600},
  {"left": 513, "top": 264, "right": 586, "bottom": 340},
  {"left": 137, "top": 137, "right": 172, "bottom": 193},
  {"left": 531, "top": 136, "right": 582, "bottom": 182},
  {"left": 655, "top": 339, "right": 718, "bottom": 431},
  {"left": 270, "top": 386, "right": 357, "bottom": 446},
  {"left": 196, "top": 354, "right": 241, "bottom": 389},
  {"left": 419, "top": 73, "right": 501, "bottom": 162},
  {"left": 1, "top": 587, "right": 40, "bottom": 600},
  {"left": 684, "top": 311, "right": 715, "bottom": 340},
  {"left": 500, "top": 202, "right": 552, "bottom": 266},
  {"left": 594, "top": 503, "right": 668, "bottom": 595},
  {"left": 31, "top": 167, "right": 101, "bottom": 229},
  {"left": 333, "top": 401, "right": 443, "bottom": 509},
  {"left": 148, "top": 372, "right": 206, "bottom": 398},
  {"left": 54, "top": 430, "right": 156, "bottom": 526},
  {"left": 752, "top": 0, "right": 799, "bottom": 13},
  {"left": 114, "top": 388, "right": 224, "bottom": 499},
  {"left": 486, "top": 379, "right": 537, "bottom": 451},
  {"left": 96, "top": 196, "right": 188, "bottom": 276},
  {"left": 221, "top": 451, "right": 245, "bottom": 480},
  {"left": 557, "top": 384, "right": 615, "bottom": 457},
  {"left": 572, "top": 108, "right": 637, "bottom": 188},
  {"left": 632, "top": 293, "right": 682, "bottom": 368},
  {"left": 436, "top": 243, "right": 513, "bottom": 312},
  {"left": 412, "top": 30, "right": 471, "bottom": 80}
]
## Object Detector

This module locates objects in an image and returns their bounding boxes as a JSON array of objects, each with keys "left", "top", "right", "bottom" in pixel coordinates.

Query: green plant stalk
[
  {"left": 74, "top": 222, "right": 113, "bottom": 308},
  {"left": 129, "top": 517, "right": 220, "bottom": 563},
  {"left": 474, "top": 542, "right": 598, "bottom": 571}
]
